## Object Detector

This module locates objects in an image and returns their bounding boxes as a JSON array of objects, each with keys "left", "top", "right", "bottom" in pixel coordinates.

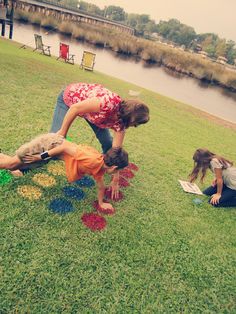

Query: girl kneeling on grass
[
  {"left": 189, "top": 148, "right": 236, "bottom": 207},
  {"left": 0, "top": 133, "right": 128, "bottom": 211}
]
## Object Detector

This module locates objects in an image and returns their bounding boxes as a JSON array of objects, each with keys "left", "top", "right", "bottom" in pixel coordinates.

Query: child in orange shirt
[{"left": 0, "top": 133, "right": 128, "bottom": 210}]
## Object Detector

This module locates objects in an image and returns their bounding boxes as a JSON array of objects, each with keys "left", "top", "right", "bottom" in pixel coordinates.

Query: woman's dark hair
[
  {"left": 103, "top": 147, "right": 128, "bottom": 170},
  {"left": 119, "top": 99, "right": 150, "bottom": 128},
  {"left": 189, "top": 148, "right": 233, "bottom": 183}
]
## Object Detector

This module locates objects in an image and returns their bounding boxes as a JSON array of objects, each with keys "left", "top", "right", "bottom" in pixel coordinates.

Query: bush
[
  {"left": 28, "top": 13, "right": 41, "bottom": 25},
  {"left": 72, "top": 26, "right": 86, "bottom": 41},
  {"left": 40, "top": 17, "right": 58, "bottom": 30},
  {"left": 14, "top": 9, "right": 30, "bottom": 23},
  {"left": 57, "top": 21, "right": 74, "bottom": 36}
]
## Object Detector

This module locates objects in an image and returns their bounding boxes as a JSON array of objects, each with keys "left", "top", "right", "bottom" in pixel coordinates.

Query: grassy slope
[{"left": 0, "top": 38, "right": 235, "bottom": 313}]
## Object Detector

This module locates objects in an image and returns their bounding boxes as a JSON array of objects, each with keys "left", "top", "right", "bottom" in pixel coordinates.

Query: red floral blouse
[{"left": 63, "top": 82, "right": 125, "bottom": 132}]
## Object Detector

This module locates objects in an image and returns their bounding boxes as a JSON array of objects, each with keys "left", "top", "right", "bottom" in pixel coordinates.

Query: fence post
[
  {"left": 9, "top": 21, "right": 13, "bottom": 38},
  {"left": 1, "top": 20, "right": 6, "bottom": 36}
]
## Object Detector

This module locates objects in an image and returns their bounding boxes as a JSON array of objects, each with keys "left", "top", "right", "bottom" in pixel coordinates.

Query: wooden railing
[{"left": 18, "top": 0, "right": 134, "bottom": 34}]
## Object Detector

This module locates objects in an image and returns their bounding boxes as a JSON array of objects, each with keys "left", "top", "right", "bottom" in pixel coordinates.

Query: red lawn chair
[{"left": 57, "top": 43, "right": 75, "bottom": 64}]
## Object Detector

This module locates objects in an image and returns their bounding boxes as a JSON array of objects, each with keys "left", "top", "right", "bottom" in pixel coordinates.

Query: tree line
[{"left": 58, "top": 0, "right": 236, "bottom": 64}]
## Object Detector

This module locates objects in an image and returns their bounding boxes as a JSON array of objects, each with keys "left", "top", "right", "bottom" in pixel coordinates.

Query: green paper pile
[
  {"left": 0, "top": 170, "right": 12, "bottom": 185},
  {"left": 66, "top": 136, "right": 73, "bottom": 142}
]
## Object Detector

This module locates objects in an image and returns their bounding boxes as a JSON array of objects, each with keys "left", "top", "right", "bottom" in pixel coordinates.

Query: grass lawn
[{"left": 0, "top": 38, "right": 235, "bottom": 313}]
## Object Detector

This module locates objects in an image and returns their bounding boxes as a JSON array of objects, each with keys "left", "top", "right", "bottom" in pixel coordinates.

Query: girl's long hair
[
  {"left": 189, "top": 148, "right": 233, "bottom": 183},
  {"left": 119, "top": 99, "right": 149, "bottom": 128}
]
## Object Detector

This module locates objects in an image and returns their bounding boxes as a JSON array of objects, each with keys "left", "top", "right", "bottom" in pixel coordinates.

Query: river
[{"left": 9, "top": 21, "right": 236, "bottom": 124}]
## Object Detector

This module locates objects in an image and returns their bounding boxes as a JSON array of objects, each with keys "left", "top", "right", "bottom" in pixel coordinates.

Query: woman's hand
[
  {"left": 23, "top": 153, "right": 41, "bottom": 163},
  {"left": 56, "top": 129, "right": 66, "bottom": 137},
  {"left": 99, "top": 202, "right": 114, "bottom": 211},
  {"left": 210, "top": 193, "right": 221, "bottom": 205}
]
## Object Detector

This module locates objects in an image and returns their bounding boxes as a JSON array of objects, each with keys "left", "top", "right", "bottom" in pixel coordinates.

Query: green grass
[{"left": 0, "top": 38, "right": 236, "bottom": 313}]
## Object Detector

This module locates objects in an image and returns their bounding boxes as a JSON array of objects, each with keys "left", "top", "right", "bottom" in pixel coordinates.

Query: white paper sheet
[{"left": 178, "top": 180, "right": 203, "bottom": 195}]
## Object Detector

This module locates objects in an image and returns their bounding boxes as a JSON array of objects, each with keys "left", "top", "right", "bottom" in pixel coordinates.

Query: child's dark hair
[
  {"left": 103, "top": 147, "right": 128, "bottom": 170},
  {"left": 119, "top": 99, "right": 150, "bottom": 128},
  {"left": 189, "top": 148, "right": 233, "bottom": 183}
]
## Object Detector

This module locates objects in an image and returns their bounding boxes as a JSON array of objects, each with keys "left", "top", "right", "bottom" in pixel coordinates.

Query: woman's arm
[
  {"left": 58, "top": 97, "right": 101, "bottom": 137},
  {"left": 112, "top": 130, "right": 126, "bottom": 148},
  {"left": 210, "top": 168, "right": 223, "bottom": 205}
]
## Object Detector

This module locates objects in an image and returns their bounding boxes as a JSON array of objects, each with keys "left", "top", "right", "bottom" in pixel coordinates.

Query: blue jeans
[
  {"left": 50, "top": 90, "right": 113, "bottom": 153},
  {"left": 203, "top": 184, "right": 236, "bottom": 207}
]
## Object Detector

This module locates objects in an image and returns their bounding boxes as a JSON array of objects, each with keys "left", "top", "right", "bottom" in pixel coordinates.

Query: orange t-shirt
[{"left": 63, "top": 145, "right": 105, "bottom": 182}]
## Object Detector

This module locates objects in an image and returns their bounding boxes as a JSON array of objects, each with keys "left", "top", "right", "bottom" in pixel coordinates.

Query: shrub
[
  {"left": 57, "top": 21, "right": 74, "bottom": 36},
  {"left": 72, "top": 26, "right": 86, "bottom": 41},
  {"left": 40, "top": 17, "right": 58, "bottom": 30},
  {"left": 28, "top": 13, "right": 41, "bottom": 25},
  {"left": 14, "top": 9, "right": 30, "bottom": 23}
]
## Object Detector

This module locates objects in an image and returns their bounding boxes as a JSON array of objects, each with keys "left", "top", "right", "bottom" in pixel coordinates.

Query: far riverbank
[
  {"left": 14, "top": 8, "right": 236, "bottom": 93},
  {"left": 11, "top": 21, "right": 236, "bottom": 124}
]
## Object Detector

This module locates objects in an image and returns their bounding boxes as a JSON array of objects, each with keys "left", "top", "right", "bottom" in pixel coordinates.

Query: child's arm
[
  {"left": 107, "top": 130, "right": 126, "bottom": 200},
  {"left": 110, "top": 173, "right": 120, "bottom": 200},
  {"left": 96, "top": 177, "right": 114, "bottom": 210},
  {"left": 210, "top": 168, "right": 223, "bottom": 205}
]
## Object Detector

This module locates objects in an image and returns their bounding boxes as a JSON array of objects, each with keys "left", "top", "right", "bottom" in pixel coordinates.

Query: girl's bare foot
[{"left": 10, "top": 170, "right": 23, "bottom": 177}]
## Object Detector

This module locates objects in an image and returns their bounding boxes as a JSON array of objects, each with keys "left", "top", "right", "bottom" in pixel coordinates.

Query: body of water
[{"left": 9, "top": 21, "right": 236, "bottom": 124}]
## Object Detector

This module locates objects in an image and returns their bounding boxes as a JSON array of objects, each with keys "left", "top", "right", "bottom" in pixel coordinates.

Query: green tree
[
  {"left": 126, "top": 14, "right": 139, "bottom": 28},
  {"left": 156, "top": 19, "right": 196, "bottom": 46},
  {"left": 126, "top": 13, "right": 152, "bottom": 35},
  {"left": 225, "top": 40, "right": 236, "bottom": 64},
  {"left": 179, "top": 25, "right": 196, "bottom": 47},
  {"left": 60, "top": 0, "right": 79, "bottom": 9},
  {"left": 145, "top": 20, "right": 158, "bottom": 34},
  {"left": 215, "top": 38, "right": 227, "bottom": 57},
  {"left": 198, "top": 34, "right": 218, "bottom": 57},
  {"left": 205, "top": 44, "right": 216, "bottom": 58},
  {"left": 78, "top": 1, "right": 103, "bottom": 15},
  {"left": 104, "top": 5, "right": 125, "bottom": 21}
]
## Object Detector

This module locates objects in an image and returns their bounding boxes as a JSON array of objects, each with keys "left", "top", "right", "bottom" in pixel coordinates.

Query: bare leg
[
  {"left": 0, "top": 139, "right": 74, "bottom": 177},
  {"left": 0, "top": 153, "right": 24, "bottom": 171}
]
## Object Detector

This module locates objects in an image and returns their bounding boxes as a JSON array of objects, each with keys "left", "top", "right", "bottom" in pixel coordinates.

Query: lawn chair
[
  {"left": 80, "top": 51, "right": 96, "bottom": 71},
  {"left": 33, "top": 34, "right": 51, "bottom": 56},
  {"left": 57, "top": 43, "right": 75, "bottom": 65}
]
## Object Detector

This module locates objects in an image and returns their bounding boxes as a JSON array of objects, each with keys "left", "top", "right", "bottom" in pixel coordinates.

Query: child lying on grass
[{"left": 0, "top": 133, "right": 128, "bottom": 210}]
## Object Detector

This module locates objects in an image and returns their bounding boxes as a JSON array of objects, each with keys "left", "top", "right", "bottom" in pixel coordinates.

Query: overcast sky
[{"left": 90, "top": 0, "right": 236, "bottom": 42}]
